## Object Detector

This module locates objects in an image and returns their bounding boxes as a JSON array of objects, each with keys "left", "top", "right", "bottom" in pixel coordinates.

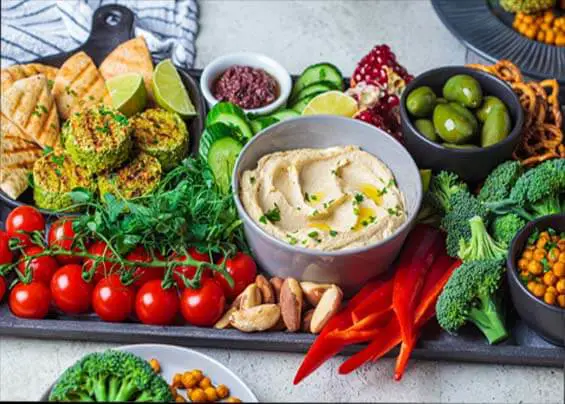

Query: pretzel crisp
[{"left": 467, "top": 60, "right": 563, "bottom": 167}]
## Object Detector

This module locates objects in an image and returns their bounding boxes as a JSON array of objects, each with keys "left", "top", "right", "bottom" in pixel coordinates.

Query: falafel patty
[
  {"left": 98, "top": 152, "right": 162, "bottom": 200},
  {"left": 63, "top": 105, "right": 132, "bottom": 173},
  {"left": 33, "top": 152, "right": 95, "bottom": 211},
  {"left": 132, "top": 108, "right": 189, "bottom": 171}
]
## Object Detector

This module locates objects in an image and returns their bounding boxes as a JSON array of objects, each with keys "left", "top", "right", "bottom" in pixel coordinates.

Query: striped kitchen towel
[{"left": 1, "top": 0, "right": 198, "bottom": 68}]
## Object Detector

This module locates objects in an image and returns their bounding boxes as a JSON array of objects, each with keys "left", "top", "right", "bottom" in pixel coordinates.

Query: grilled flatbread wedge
[
  {"left": 52, "top": 51, "right": 111, "bottom": 119},
  {"left": 1, "top": 74, "right": 60, "bottom": 148},
  {"left": 1, "top": 63, "right": 58, "bottom": 93},
  {"left": 0, "top": 113, "right": 43, "bottom": 199},
  {"left": 99, "top": 37, "right": 154, "bottom": 100}
]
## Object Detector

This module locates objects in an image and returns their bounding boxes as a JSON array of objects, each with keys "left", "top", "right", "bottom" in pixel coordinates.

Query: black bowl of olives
[{"left": 400, "top": 66, "right": 524, "bottom": 183}]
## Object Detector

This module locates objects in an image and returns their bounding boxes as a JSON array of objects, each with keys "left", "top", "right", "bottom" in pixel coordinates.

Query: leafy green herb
[
  {"left": 259, "top": 205, "right": 281, "bottom": 224},
  {"left": 311, "top": 209, "right": 319, "bottom": 217},
  {"left": 355, "top": 193, "right": 364, "bottom": 203},
  {"left": 250, "top": 176, "right": 256, "bottom": 185},
  {"left": 47, "top": 79, "right": 54, "bottom": 90},
  {"left": 88, "top": 95, "right": 95, "bottom": 101},
  {"left": 96, "top": 122, "right": 110, "bottom": 134},
  {"left": 541, "top": 257, "right": 551, "bottom": 273},
  {"left": 308, "top": 231, "right": 319, "bottom": 239},
  {"left": 286, "top": 234, "right": 298, "bottom": 245},
  {"left": 51, "top": 154, "right": 65, "bottom": 167},
  {"left": 527, "top": 229, "right": 540, "bottom": 245},
  {"left": 43, "top": 146, "right": 54, "bottom": 156},
  {"left": 54, "top": 168, "right": 62, "bottom": 177},
  {"left": 65, "top": 86, "right": 77, "bottom": 97},
  {"left": 387, "top": 207, "right": 401, "bottom": 217},
  {"left": 329, "top": 230, "right": 338, "bottom": 237},
  {"left": 32, "top": 104, "right": 47, "bottom": 117},
  {"left": 304, "top": 192, "right": 310, "bottom": 202},
  {"left": 114, "top": 114, "right": 129, "bottom": 127}
]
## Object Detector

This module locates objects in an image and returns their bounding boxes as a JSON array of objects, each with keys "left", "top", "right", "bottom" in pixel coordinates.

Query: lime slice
[
  {"left": 152, "top": 59, "right": 196, "bottom": 118},
  {"left": 302, "top": 91, "right": 358, "bottom": 117},
  {"left": 106, "top": 73, "right": 147, "bottom": 117}
]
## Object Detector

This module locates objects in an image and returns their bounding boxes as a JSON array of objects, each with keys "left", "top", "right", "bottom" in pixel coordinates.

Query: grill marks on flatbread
[
  {"left": 53, "top": 51, "right": 111, "bottom": 119},
  {"left": 99, "top": 37, "right": 154, "bottom": 100},
  {"left": 1, "top": 74, "right": 60, "bottom": 148},
  {"left": 0, "top": 113, "right": 43, "bottom": 199},
  {"left": 1, "top": 63, "right": 58, "bottom": 93}
]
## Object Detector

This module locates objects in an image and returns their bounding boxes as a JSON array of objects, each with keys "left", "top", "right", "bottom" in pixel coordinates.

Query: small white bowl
[{"left": 200, "top": 52, "right": 292, "bottom": 116}]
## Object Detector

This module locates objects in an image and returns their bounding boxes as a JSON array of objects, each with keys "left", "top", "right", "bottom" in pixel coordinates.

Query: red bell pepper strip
[
  {"left": 325, "top": 308, "right": 392, "bottom": 344},
  {"left": 339, "top": 255, "right": 460, "bottom": 375},
  {"left": 293, "top": 279, "right": 392, "bottom": 385},
  {"left": 392, "top": 224, "right": 445, "bottom": 349},
  {"left": 350, "top": 280, "right": 393, "bottom": 321}
]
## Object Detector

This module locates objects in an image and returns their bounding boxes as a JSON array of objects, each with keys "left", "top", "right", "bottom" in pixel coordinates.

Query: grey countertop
[{"left": 0, "top": 1, "right": 563, "bottom": 402}]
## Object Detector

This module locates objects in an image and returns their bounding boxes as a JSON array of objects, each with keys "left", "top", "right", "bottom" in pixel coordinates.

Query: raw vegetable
[
  {"left": 435, "top": 259, "right": 508, "bottom": 344},
  {"left": 0, "top": 231, "right": 13, "bottom": 265},
  {"left": 491, "top": 213, "right": 526, "bottom": 245},
  {"left": 84, "top": 241, "right": 119, "bottom": 283},
  {"left": 289, "top": 82, "right": 339, "bottom": 105},
  {"left": 250, "top": 116, "right": 279, "bottom": 134},
  {"left": 207, "top": 136, "right": 244, "bottom": 194},
  {"left": 5, "top": 205, "right": 45, "bottom": 248},
  {"left": 51, "top": 264, "right": 94, "bottom": 314},
  {"left": 48, "top": 350, "right": 173, "bottom": 402},
  {"left": 0, "top": 276, "right": 6, "bottom": 301},
  {"left": 290, "top": 93, "right": 322, "bottom": 113},
  {"left": 290, "top": 63, "right": 343, "bottom": 101},
  {"left": 214, "top": 252, "right": 257, "bottom": 301},
  {"left": 47, "top": 218, "right": 82, "bottom": 265},
  {"left": 9, "top": 281, "right": 50, "bottom": 319},
  {"left": 199, "top": 122, "right": 241, "bottom": 162},
  {"left": 206, "top": 102, "right": 253, "bottom": 141},
  {"left": 268, "top": 109, "right": 300, "bottom": 121},
  {"left": 180, "top": 278, "right": 226, "bottom": 326},
  {"left": 92, "top": 274, "right": 135, "bottom": 322},
  {"left": 172, "top": 248, "right": 211, "bottom": 289},
  {"left": 135, "top": 279, "right": 180, "bottom": 325},
  {"left": 125, "top": 246, "right": 164, "bottom": 288},
  {"left": 478, "top": 160, "right": 523, "bottom": 203},
  {"left": 17, "top": 246, "right": 58, "bottom": 285},
  {"left": 428, "top": 171, "right": 468, "bottom": 214},
  {"left": 457, "top": 216, "right": 507, "bottom": 262}
]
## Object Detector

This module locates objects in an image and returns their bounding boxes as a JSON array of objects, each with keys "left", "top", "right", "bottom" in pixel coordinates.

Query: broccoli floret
[
  {"left": 491, "top": 213, "right": 526, "bottom": 245},
  {"left": 441, "top": 191, "right": 490, "bottom": 257},
  {"left": 458, "top": 216, "right": 507, "bottom": 261},
  {"left": 49, "top": 350, "right": 173, "bottom": 402},
  {"left": 428, "top": 171, "right": 468, "bottom": 214},
  {"left": 478, "top": 161, "right": 523, "bottom": 203},
  {"left": 436, "top": 259, "right": 508, "bottom": 344}
]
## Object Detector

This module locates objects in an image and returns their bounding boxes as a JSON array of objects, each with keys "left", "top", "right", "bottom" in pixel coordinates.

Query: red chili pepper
[
  {"left": 339, "top": 255, "right": 460, "bottom": 376},
  {"left": 293, "top": 279, "right": 391, "bottom": 385},
  {"left": 392, "top": 224, "right": 445, "bottom": 349}
]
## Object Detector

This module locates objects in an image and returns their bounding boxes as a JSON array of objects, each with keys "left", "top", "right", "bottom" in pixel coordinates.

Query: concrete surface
[{"left": 0, "top": 1, "right": 564, "bottom": 402}]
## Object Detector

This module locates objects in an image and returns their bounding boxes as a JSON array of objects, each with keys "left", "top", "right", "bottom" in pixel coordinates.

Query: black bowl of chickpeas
[{"left": 507, "top": 214, "right": 565, "bottom": 347}]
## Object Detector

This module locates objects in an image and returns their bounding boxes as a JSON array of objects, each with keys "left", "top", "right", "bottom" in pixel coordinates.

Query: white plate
[{"left": 40, "top": 343, "right": 258, "bottom": 402}]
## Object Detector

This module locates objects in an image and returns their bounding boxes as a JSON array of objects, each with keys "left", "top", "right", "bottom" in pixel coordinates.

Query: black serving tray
[{"left": 1, "top": 4, "right": 564, "bottom": 368}]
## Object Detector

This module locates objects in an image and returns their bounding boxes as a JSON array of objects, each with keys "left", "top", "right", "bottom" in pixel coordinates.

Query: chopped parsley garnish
[
  {"left": 311, "top": 209, "right": 319, "bottom": 217},
  {"left": 50, "top": 122, "right": 57, "bottom": 130},
  {"left": 259, "top": 204, "right": 281, "bottom": 224},
  {"left": 43, "top": 146, "right": 54, "bottom": 155},
  {"left": 308, "top": 231, "right": 319, "bottom": 239},
  {"left": 47, "top": 79, "right": 54, "bottom": 90},
  {"left": 32, "top": 104, "right": 48, "bottom": 117},
  {"left": 353, "top": 206, "right": 360, "bottom": 216},
  {"left": 331, "top": 168, "right": 341, "bottom": 178},
  {"left": 387, "top": 206, "right": 402, "bottom": 217},
  {"left": 96, "top": 122, "right": 110, "bottom": 134},
  {"left": 286, "top": 234, "right": 298, "bottom": 245},
  {"left": 114, "top": 114, "right": 129, "bottom": 127},
  {"left": 301, "top": 239, "right": 308, "bottom": 245},
  {"left": 541, "top": 257, "right": 551, "bottom": 273},
  {"left": 310, "top": 194, "right": 318, "bottom": 201},
  {"left": 51, "top": 154, "right": 65, "bottom": 167},
  {"left": 64, "top": 86, "right": 77, "bottom": 97},
  {"left": 322, "top": 199, "right": 335, "bottom": 209},
  {"left": 54, "top": 168, "right": 62, "bottom": 177},
  {"left": 250, "top": 176, "right": 256, "bottom": 185},
  {"left": 388, "top": 178, "right": 397, "bottom": 187},
  {"left": 88, "top": 95, "right": 95, "bottom": 101},
  {"left": 329, "top": 230, "right": 338, "bottom": 237},
  {"left": 355, "top": 193, "right": 364, "bottom": 203},
  {"left": 304, "top": 192, "right": 310, "bottom": 202}
]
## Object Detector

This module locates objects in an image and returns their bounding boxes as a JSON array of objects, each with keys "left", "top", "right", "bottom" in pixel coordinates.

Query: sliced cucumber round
[
  {"left": 250, "top": 116, "right": 279, "bottom": 134},
  {"left": 206, "top": 102, "right": 254, "bottom": 141},
  {"left": 290, "top": 63, "right": 343, "bottom": 101},
  {"left": 269, "top": 109, "right": 300, "bottom": 121},
  {"left": 290, "top": 92, "right": 325, "bottom": 114},
  {"left": 199, "top": 122, "right": 239, "bottom": 161},
  {"left": 208, "top": 136, "right": 243, "bottom": 194},
  {"left": 289, "top": 81, "right": 339, "bottom": 105}
]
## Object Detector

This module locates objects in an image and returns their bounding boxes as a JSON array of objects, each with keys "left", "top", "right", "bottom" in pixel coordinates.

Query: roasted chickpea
[
  {"left": 204, "top": 387, "right": 218, "bottom": 402},
  {"left": 533, "top": 249, "right": 546, "bottom": 261},
  {"left": 191, "top": 370, "right": 204, "bottom": 383},
  {"left": 553, "top": 262, "right": 565, "bottom": 277},
  {"left": 547, "top": 286, "right": 557, "bottom": 295},
  {"left": 199, "top": 376, "right": 212, "bottom": 389},
  {"left": 175, "top": 395, "right": 187, "bottom": 403},
  {"left": 182, "top": 372, "right": 198, "bottom": 389},
  {"left": 544, "top": 291, "right": 557, "bottom": 305},
  {"left": 518, "top": 258, "right": 530, "bottom": 271},
  {"left": 226, "top": 398, "right": 242, "bottom": 403},
  {"left": 524, "top": 15, "right": 534, "bottom": 24},
  {"left": 556, "top": 279, "right": 565, "bottom": 294},
  {"left": 558, "top": 252, "right": 565, "bottom": 264},
  {"left": 545, "top": 30, "right": 556, "bottom": 44},
  {"left": 536, "top": 238, "right": 548, "bottom": 249},
  {"left": 533, "top": 283, "right": 546, "bottom": 298},
  {"left": 216, "top": 384, "right": 230, "bottom": 399},
  {"left": 172, "top": 373, "right": 183, "bottom": 388},
  {"left": 189, "top": 388, "right": 207, "bottom": 403},
  {"left": 543, "top": 271, "right": 557, "bottom": 286},
  {"left": 548, "top": 248, "right": 560, "bottom": 263},
  {"left": 149, "top": 358, "right": 161, "bottom": 373},
  {"left": 558, "top": 295, "right": 565, "bottom": 308},
  {"left": 527, "top": 281, "right": 537, "bottom": 293},
  {"left": 556, "top": 34, "right": 565, "bottom": 46},
  {"left": 522, "top": 250, "right": 534, "bottom": 260},
  {"left": 558, "top": 240, "right": 565, "bottom": 251},
  {"left": 528, "top": 260, "right": 543, "bottom": 275}
]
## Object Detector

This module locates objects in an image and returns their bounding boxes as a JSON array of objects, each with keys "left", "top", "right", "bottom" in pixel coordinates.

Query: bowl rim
[
  {"left": 506, "top": 213, "right": 565, "bottom": 314},
  {"left": 399, "top": 66, "right": 525, "bottom": 155},
  {"left": 200, "top": 51, "right": 292, "bottom": 115},
  {"left": 231, "top": 115, "right": 423, "bottom": 257}
]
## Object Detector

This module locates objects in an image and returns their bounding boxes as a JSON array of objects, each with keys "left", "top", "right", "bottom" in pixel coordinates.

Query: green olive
[
  {"left": 448, "top": 102, "right": 479, "bottom": 135},
  {"left": 481, "top": 105, "right": 511, "bottom": 147},
  {"left": 443, "top": 74, "right": 483, "bottom": 108},
  {"left": 414, "top": 119, "right": 438, "bottom": 142},
  {"left": 442, "top": 143, "right": 480, "bottom": 149},
  {"left": 406, "top": 86, "right": 437, "bottom": 117},
  {"left": 476, "top": 96, "right": 508, "bottom": 122},
  {"left": 433, "top": 103, "right": 475, "bottom": 144}
]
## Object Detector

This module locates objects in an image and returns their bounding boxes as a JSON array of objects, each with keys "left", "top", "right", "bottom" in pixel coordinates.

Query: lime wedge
[
  {"left": 152, "top": 59, "right": 196, "bottom": 118},
  {"left": 302, "top": 91, "right": 358, "bottom": 117},
  {"left": 106, "top": 73, "right": 147, "bottom": 117}
]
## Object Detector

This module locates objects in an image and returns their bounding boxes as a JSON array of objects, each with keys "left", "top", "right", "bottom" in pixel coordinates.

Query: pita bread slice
[
  {"left": 99, "top": 37, "right": 154, "bottom": 100},
  {"left": 1, "top": 63, "right": 58, "bottom": 93},
  {"left": 1, "top": 74, "right": 60, "bottom": 148},
  {"left": 52, "top": 51, "right": 111, "bottom": 119},
  {"left": 0, "top": 113, "right": 43, "bottom": 199}
]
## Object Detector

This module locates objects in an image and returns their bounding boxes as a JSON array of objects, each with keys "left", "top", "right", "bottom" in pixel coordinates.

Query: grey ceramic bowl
[
  {"left": 232, "top": 116, "right": 422, "bottom": 295},
  {"left": 507, "top": 214, "right": 565, "bottom": 347}
]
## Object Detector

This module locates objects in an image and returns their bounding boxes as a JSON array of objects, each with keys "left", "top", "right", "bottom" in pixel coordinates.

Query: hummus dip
[{"left": 239, "top": 145, "right": 407, "bottom": 251}]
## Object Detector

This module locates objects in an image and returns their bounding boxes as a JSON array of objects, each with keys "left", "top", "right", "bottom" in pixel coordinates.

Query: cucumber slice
[
  {"left": 290, "top": 63, "right": 343, "bottom": 100},
  {"left": 206, "top": 102, "right": 254, "bottom": 141},
  {"left": 269, "top": 109, "right": 300, "bottom": 121},
  {"left": 290, "top": 92, "right": 325, "bottom": 114},
  {"left": 208, "top": 136, "right": 243, "bottom": 194},
  {"left": 289, "top": 81, "right": 339, "bottom": 105},
  {"left": 250, "top": 116, "right": 279, "bottom": 134},
  {"left": 199, "top": 122, "right": 239, "bottom": 161}
]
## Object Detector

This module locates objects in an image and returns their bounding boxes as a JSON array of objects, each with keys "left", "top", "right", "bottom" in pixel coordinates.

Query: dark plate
[
  {"left": 0, "top": 5, "right": 206, "bottom": 219},
  {"left": 432, "top": 0, "right": 565, "bottom": 86}
]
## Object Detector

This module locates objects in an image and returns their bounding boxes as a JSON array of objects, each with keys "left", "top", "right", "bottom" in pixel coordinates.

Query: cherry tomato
[
  {"left": 51, "top": 264, "right": 93, "bottom": 314},
  {"left": 92, "top": 274, "right": 135, "bottom": 322},
  {"left": 84, "top": 241, "right": 119, "bottom": 283},
  {"left": 0, "top": 231, "right": 13, "bottom": 265},
  {"left": 9, "top": 282, "right": 50, "bottom": 319},
  {"left": 214, "top": 252, "right": 257, "bottom": 300},
  {"left": 180, "top": 279, "right": 226, "bottom": 327},
  {"left": 5, "top": 206, "right": 45, "bottom": 248},
  {"left": 172, "top": 248, "right": 211, "bottom": 289},
  {"left": 48, "top": 218, "right": 82, "bottom": 265},
  {"left": 17, "top": 246, "right": 58, "bottom": 285},
  {"left": 126, "top": 246, "right": 165, "bottom": 288},
  {"left": 135, "top": 279, "right": 179, "bottom": 325},
  {"left": 0, "top": 276, "right": 6, "bottom": 301}
]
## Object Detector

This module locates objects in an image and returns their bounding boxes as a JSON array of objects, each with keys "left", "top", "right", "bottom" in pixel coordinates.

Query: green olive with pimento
[{"left": 405, "top": 74, "right": 512, "bottom": 150}]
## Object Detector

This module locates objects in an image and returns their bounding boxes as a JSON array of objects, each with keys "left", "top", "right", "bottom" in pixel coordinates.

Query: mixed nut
[{"left": 215, "top": 275, "right": 343, "bottom": 334}]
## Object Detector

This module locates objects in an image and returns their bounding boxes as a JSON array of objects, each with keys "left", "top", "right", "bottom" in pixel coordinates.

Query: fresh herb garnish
[
  {"left": 286, "top": 234, "right": 298, "bottom": 245},
  {"left": 43, "top": 146, "right": 54, "bottom": 155},
  {"left": 308, "top": 231, "right": 319, "bottom": 239},
  {"left": 259, "top": 204, "right": 281, "bottom": 224},
  {"left": 304, "top": 192, "right": 310, "bottom": 202},
  {"left": 47, "top": 79, "right": 54, "bottom": 90},
  {"left": 355, "top": 193, "right": 364, "bottom": 203},
  {"left": 51, "top": 154, "right": 65, "bottom": 167},
  {"left": 329, "top": 230, "right": 338, "bottom": 237},
  {"left": 65, "top": 86, "right": 77, "bottom": 97},
  {"left": 114, "top": 114, "right": 129, "bottom": 127},
  {"left": 250, "top": 176, "right": 256, "bottom": 185}
]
